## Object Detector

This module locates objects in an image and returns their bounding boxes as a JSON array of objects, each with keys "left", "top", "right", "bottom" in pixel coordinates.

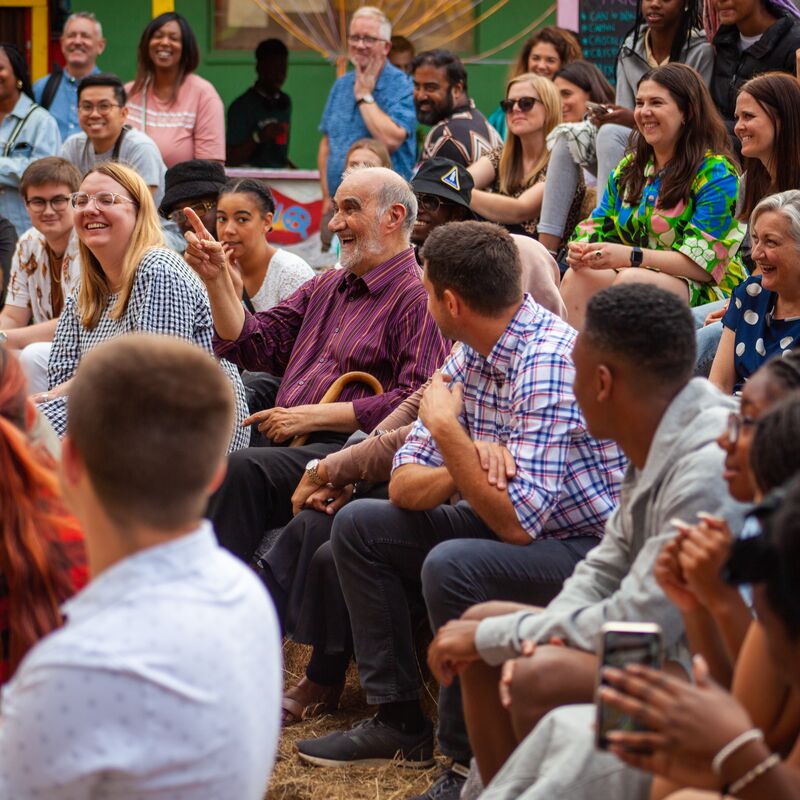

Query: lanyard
[{"left": 2, "top": 102, "right": 39, "bottom": 157}]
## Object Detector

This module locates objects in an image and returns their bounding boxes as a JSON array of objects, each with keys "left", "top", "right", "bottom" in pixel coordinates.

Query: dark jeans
[
  {"left": 422, "top": 535, "right": 597, "bottom": 759},
  {"left": 331, "top": 497, "right": 598, "bottom": 760},
  {"left": 207, "top": 432, "right": 349, "bottom": 563},
  {"left": 258, "top": 482, "right": 389, "bottom": 659}
]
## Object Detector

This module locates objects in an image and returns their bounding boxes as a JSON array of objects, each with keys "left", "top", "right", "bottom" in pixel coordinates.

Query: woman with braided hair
[{"left": 0, "top": 346, "right": 87, "bottom": 682}]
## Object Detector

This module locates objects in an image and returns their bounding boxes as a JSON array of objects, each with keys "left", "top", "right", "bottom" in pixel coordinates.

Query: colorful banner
[{"left": 269, "top": 187, "right": 323, "bottom": 245}]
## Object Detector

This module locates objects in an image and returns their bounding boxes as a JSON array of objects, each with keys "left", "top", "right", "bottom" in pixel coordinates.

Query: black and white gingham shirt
[{"left": 41, "top": 247, "right": 250, "bottom": 452}]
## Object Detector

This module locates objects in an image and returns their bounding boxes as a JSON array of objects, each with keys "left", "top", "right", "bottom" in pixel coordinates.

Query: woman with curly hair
[{"left": 562, "top": 64, "right": 746, "bottom": 329}]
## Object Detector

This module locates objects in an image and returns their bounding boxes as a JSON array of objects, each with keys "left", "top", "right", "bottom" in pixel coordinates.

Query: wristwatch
[
  {"left": 305, "top": 458, "right": 327, "bottom": 486},
  {"left": 630, "top": 246, "right": 644, "bottom": 267},
  {"left": 0, "top": 330, "right": 7, "bottom": 344},
  {"left": 356, "top": 93, "right": 375, "bottom": 106}
]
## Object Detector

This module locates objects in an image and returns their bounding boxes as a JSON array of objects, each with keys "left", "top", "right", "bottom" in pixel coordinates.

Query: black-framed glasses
[
  {"left": 348, "top": 34, "right": 386, "bottom": 46},
  {"left": 167, "top": 200, "right": 216, "bottom": 225},
  {"left": 78, "top": 101, "right": 121, "bottom": 115},
  {"left": 725, "top": 411, "right": 757, "bottom": 444},
  {"left": 26, "top": 194, "right": 71, "bottom": 212},
  {"left": 499, "top": 96, "right": 540, "bottom": 114},
  {"left": 415, "top": 193, "right": 459, "bottom": 214},
  {"left": 70, "top": 191, "right": 138, "bottom": 209}
]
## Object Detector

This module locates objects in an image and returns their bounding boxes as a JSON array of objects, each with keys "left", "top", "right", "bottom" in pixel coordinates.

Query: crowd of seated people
[{"left": 3, "top": 3, "right": 800, "bottom": 800}]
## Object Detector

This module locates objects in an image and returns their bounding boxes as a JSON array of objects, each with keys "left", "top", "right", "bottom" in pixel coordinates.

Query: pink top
[{"left": 125, "top": 73, "right": 225, "bottom": 167}]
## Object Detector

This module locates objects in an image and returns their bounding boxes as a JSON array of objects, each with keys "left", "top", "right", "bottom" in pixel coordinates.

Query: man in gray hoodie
[{"left": 428, "top": 283, "right": 746, "bottom": 791}]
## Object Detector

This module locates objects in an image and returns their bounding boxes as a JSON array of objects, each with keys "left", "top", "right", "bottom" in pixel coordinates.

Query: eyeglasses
[
  {"left": 499, "top": 96, "right": 540, "bottom": 114},
  {"left": 78, "top": 101, "right": 121, "bottom": 115},
  {"left": 725, "top": 411, "right": 756, "bottom": 443},
  {"left": 26, "top": 194, "right": 71, "bottom": 212},
  {"left": 70, "top": 191, "right": 139, "bottom": 209},
  {"left": 167, "top": 200, "right": 216, "bottom": 225},
  {"left": 416, "top": 193, "right": 456, "bottom": 214},
  {"left": 348, "top": 34, "right": 386, "bottom": 46}
]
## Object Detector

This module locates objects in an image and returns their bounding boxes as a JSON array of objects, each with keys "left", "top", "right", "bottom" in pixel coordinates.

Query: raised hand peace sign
[{"left": 182, "top": 206, "right": 228, "bottom": 284}]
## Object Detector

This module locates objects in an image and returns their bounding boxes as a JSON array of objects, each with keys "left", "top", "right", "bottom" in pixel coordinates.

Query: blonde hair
[
  {"left": 77, "top": 162, "right": 165, "bottom": 330},
  {"left": 498, "top": 73, "right": 562, "bottom": 196}
]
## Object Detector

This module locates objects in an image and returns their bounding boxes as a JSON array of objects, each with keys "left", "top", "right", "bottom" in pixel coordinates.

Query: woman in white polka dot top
[{"left": 710, "top": 190, "right": 800, "bottom": 393}]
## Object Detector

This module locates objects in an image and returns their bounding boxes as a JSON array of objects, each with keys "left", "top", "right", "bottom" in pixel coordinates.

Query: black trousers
[
  {"left": 207, "top": 432, "right": 349, "bottom": 563},
  {"left": 330, "top": 497, "right": 598, "bottom": 761}
]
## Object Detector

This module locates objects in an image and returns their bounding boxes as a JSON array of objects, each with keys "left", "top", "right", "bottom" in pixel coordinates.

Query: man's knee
[
  {"left": 510, "top": 646, "right": 596, "bottom": 712},
  {"left": 421, "top": 540, "right": 466, "bottom": 608},
  {"left": 330, "top": 498, "right": 385, "bottom": 561}
]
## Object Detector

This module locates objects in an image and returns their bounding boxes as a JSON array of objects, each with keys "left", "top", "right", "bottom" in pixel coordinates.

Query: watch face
[{"left": 306, "top": 458, "right": 319, "bottom": 471}]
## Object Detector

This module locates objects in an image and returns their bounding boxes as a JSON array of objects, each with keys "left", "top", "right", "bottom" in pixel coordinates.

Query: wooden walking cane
[{"left": 290, "top": 371, "right": 383, "bottom": 447}]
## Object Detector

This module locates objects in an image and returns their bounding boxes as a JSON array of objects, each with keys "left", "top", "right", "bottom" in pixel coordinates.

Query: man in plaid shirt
[{"left": 296, "top": 221, "right": 626, "bottom": 798}]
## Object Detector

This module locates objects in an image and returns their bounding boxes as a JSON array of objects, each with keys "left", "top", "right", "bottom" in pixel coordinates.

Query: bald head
[{"left": 331, "top": 166, "right": 417, "bottom": 272}]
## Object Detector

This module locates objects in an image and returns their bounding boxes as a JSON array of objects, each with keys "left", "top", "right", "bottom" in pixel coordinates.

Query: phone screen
[{"left": 596, "top": 628, "right": 662, "bottom": 750}]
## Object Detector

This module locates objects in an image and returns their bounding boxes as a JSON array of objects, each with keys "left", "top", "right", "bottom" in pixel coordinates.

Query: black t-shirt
[{"left": 227, "top": 86, "right": 291, "bottom": 168}]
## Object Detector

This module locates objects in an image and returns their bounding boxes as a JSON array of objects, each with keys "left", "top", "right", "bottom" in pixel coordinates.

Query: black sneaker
[
  {"left": 408, "top": 762, "right": 469, "bottom": 800},
  {"left": 296, "top": 715, "right": 435, "bottom": 768}
]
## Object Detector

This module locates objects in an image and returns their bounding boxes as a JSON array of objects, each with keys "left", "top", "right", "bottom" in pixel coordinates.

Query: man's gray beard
[{"left": 339, "top": 229, "right": 385, "bottom": 271}]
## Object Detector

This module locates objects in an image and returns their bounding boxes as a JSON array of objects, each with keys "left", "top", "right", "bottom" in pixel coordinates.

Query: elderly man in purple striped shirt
[{"left": 182, "top": 166, "right": 448, "bottom": 564}]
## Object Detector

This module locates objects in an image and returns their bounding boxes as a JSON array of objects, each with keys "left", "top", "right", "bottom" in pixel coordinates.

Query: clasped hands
[{"left": 566, "top": 241, "right": 634, "bottom": 272}]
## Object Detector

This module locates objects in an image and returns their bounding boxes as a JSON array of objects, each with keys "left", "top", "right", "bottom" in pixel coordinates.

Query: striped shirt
[
  {"left": 214, "top": 248, "right": 448, "bottom": 432},
  {"left": 393, "top": 296, "right": 627, "bottom": 539}
]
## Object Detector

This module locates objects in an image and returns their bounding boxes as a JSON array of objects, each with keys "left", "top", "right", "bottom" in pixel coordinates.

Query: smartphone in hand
[{"left": 595, "top": 622, "right": 663, "bottom": 750}]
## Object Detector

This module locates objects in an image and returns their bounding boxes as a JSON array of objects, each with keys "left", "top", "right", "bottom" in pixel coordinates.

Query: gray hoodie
[
  {"left": 615, "top": 27, "right": 714, "bottom": 109},
  {"left": 476, "top": 378, "right": 747, "bottom": 667}
]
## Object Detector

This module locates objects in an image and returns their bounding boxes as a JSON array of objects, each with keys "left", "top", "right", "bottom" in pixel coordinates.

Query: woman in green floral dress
[{"left": 560, "top": 63, "right": 747, "bottom": 329}]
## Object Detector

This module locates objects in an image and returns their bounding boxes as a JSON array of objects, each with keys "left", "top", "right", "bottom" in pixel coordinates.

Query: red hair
[{"left": 0, "top": 348, "right": 86, "bottom": 679}]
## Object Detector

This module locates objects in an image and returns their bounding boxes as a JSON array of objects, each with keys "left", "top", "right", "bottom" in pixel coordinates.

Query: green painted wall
[{"left": 80, "top": 0, "right": 556, "bottom": 168}]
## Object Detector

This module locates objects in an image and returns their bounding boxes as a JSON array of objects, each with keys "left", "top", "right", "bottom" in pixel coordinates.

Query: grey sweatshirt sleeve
[{"left": 476, "top": 441, "right": 745, "bottom": 665}]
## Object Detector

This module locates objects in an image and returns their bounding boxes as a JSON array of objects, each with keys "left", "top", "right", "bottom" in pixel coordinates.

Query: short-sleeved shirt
[
  {"left": 0, "top": 523, "right": 281, "bottom": 799},
  {"left": 393, "top": 295, "right": 627, "bottom": 540},
  {"left": 227, "top": 86, "right": 291, "bottom": 168},
  {"left": 574, "top": 152, "right": 747, "bottom": 306},
  {"left": 248, "top": 249, "right": 314, "bottom": 312},
  {"left": 41, "top": 248, "right": 250, "bottom": 452},
  {"left": 319, "top": 61, "right": 416, "bottom": 194},
  {"left": 6, "top": 227, "right": 81, "bottom": 322},
  {"left": 0, "top": 95, "right": 62, "bottom": 236},
  {"left": 125, "top": 74, "right": 225, "bottom": 168},
  {"left": 722, "top": 274, "right": 800, "bottom": 391},
  {"left": 33, "top": 66, "right": 101, "bottom": 141},
  {"left": 420, "top": 100, "right": 503, "bottom": 167},
  {"left": 61, "top": 126, "right": 167, "bottom": 206}
]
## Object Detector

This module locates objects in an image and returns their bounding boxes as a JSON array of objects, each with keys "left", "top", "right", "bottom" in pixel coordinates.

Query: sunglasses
[
  {"left": 499, "top": 96, "right": 540, "bottom": 114},
  {"left": 167, "top": 200, "right": 216, "bottom": 225},
  {"left": 415, "top": 193, "right": 458, "bottom": 213}
]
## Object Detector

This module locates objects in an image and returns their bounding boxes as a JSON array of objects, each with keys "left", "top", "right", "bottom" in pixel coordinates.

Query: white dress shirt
[{"left": 0, "top": 521, "right": 281, "bottom": 799}]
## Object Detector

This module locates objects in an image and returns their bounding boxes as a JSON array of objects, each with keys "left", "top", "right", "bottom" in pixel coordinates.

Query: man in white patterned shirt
[
  {"left": 0, "top": 157, "right": 82, "bottom": 393},
  {"left": 295, "top": 221, "right": 625, "bottom": 800},
  {"left": 0, "top": 334, "right": 281, "bottom": 799}
]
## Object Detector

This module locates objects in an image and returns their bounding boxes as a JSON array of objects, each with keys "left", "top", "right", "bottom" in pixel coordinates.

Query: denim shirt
[
  {"left": 319, "top": 61, "right": 416, "bottom": 194},
  {"left": 0, "top": 94, "right": 62, "bottom": 235}
]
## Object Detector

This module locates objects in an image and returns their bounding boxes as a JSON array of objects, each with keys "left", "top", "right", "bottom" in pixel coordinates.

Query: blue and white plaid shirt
[{"left": 393, "top": 295, "right": 626, "bottom": 539}]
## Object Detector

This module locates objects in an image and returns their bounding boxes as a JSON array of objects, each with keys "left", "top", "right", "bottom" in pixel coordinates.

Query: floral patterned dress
[{"left": 572, "top": 151, "right": 747, "bottom": 306}]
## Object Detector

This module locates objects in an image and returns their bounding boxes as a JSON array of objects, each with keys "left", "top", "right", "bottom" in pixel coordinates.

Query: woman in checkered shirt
[{"left": 36, "top": 162, "right": 249, "bottom": 452}]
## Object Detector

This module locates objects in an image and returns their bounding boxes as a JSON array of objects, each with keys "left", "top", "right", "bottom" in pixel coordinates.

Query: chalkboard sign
[{"left": 577, "top": 0, "right": 638, "bottom": 83}]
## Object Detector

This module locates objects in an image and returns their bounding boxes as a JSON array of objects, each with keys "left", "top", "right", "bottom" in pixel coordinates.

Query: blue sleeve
[
  {"left": 319, "top": 78, "right": 339, "bottom": 135},
  {"left": 32, "top": 76, "right": 46, "bottom": 103},
  {"left": 722, "top": 282, "right": 747, "bottom": 331}
]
